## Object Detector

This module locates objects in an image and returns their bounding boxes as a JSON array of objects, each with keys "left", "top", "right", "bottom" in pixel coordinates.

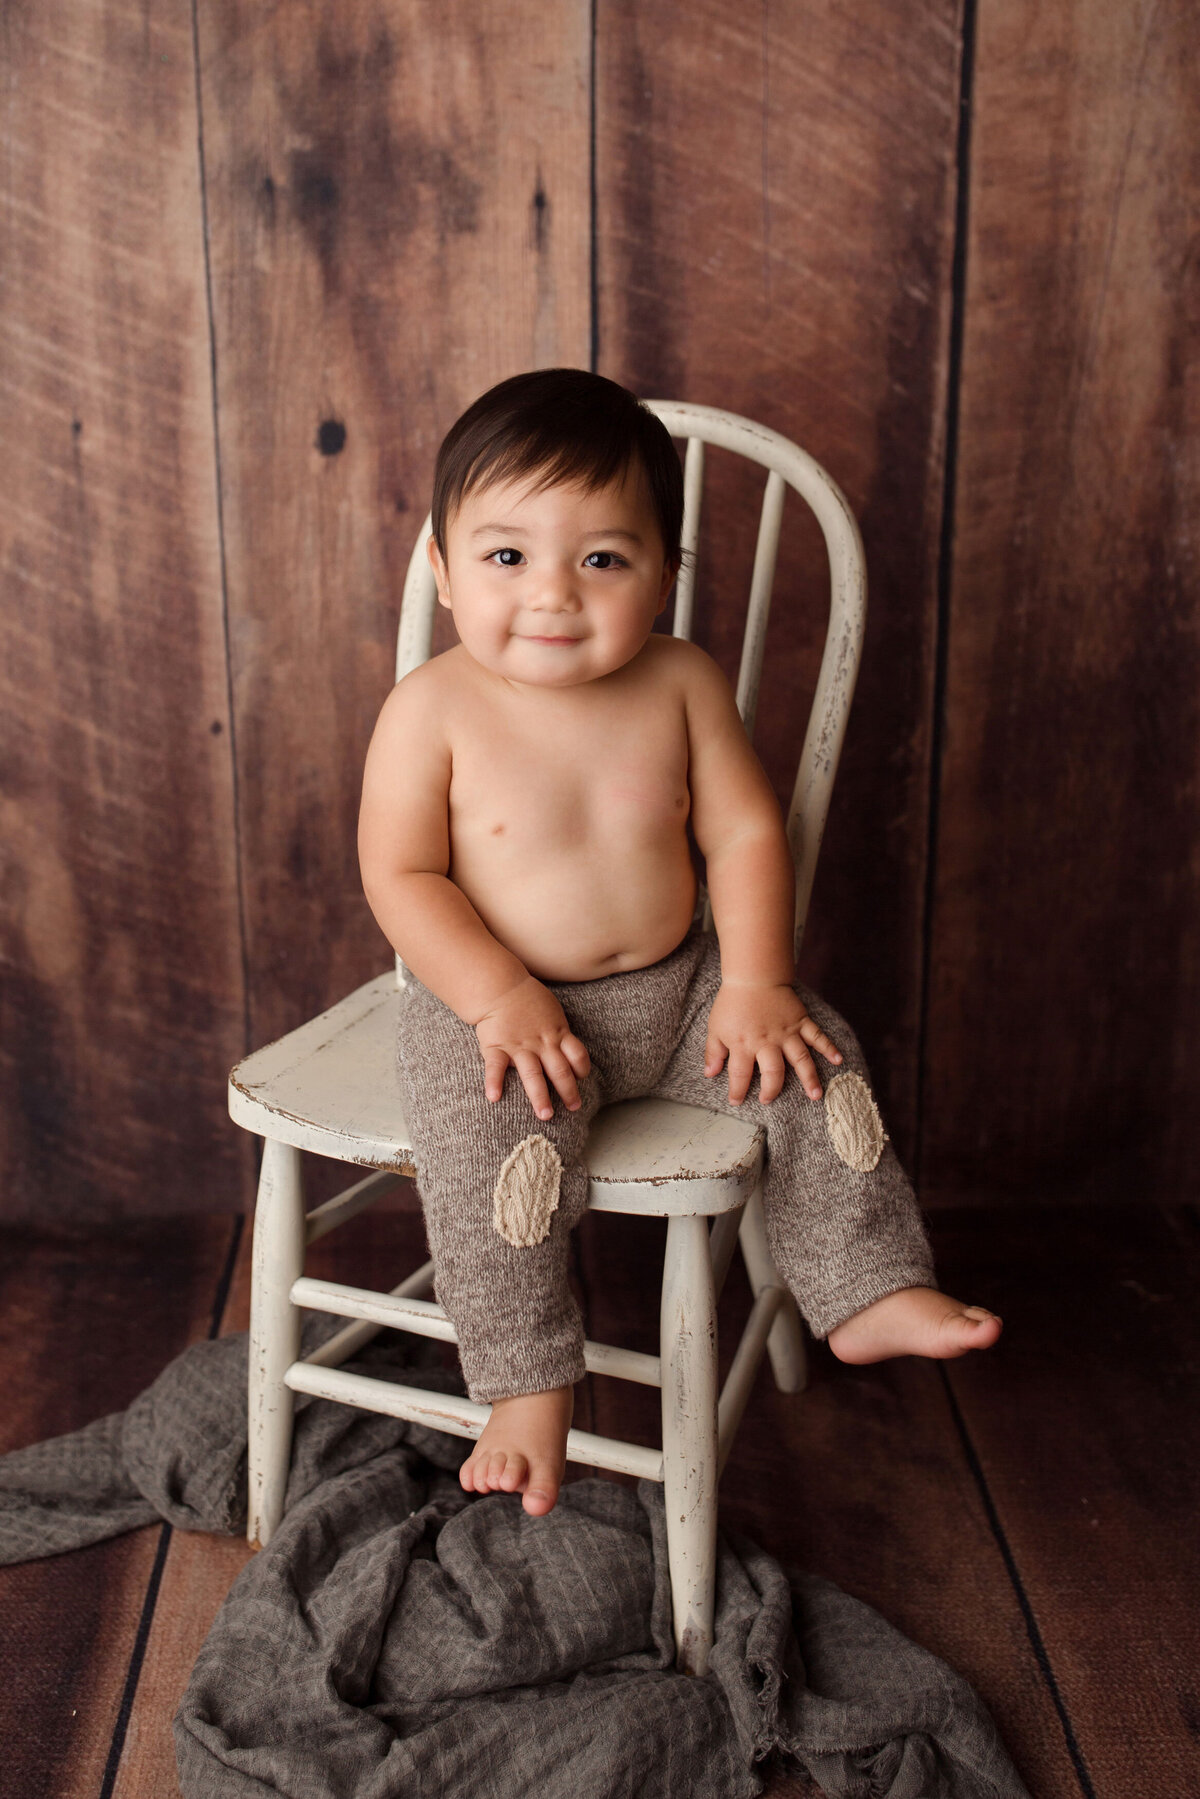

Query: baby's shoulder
[
  {"left": 639, "top": 632, "right": 729, "bottom": 702},
  {"left": 640, "top": 631, "right": 713, "bottom": 678},
  {"left": 383, "top": 648, "right": 470, "bottom": 715},
  {"left": 367, "top": 652, "right": 468, "bottom": 762}
]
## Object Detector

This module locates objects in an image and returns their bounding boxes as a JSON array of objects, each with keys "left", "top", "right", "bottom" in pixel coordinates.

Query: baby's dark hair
[{"left": 431, "top": 368, "right": 684, "bottom": 566}]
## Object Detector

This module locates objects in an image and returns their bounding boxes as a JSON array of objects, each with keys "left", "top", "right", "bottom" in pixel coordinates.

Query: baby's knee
[
  {"left": 491, "top": 1131, "right": 568, "bottom": 1247},
  {"left": 785, "top": 983, "right": 891, "bottom": 1173},
  {"left": 765, "top": 1064, "right": 889, "bottom": 1177}
]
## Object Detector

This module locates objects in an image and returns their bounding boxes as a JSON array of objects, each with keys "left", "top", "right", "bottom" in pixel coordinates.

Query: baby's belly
[{"left": 450, "top": 836, "right": 700, "bottom": 982}]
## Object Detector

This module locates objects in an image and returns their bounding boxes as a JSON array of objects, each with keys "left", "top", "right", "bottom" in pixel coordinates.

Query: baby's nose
[{"left": 529, "top": 578, "right": 581, "bottom": 613}]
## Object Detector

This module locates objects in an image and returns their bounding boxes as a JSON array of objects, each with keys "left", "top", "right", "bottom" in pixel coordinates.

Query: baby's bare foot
[
  {"left": 459, "top": 1385, "right": 574, "bottom": 1516},
  {"left": 827, "top": 1286, "right": 1002, "bottom": 1364}
]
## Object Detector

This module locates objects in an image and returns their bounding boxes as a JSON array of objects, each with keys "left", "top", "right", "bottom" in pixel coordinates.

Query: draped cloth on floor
[{"left": 0, "top": 1316, "right": 1030, "bottom": 1799}]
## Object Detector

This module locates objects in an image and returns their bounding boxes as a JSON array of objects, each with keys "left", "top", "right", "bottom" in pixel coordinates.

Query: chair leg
[
  {"left": 738, "top": 1182, "right": 808, "bottom": 1393},
  {"left": 660, "top": 1212, "right": 719, "bottom": 1677},
  {"left": 708, "top": 1206, "right": 743, "bottom": 1299},
  {"left": 247, "top": 1138, "right": 306, "bottom": 1549}
]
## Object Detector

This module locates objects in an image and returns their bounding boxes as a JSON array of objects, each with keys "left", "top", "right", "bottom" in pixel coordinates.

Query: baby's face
[{"left": 428, "top": 466, "right": 676, "bottom": 692}]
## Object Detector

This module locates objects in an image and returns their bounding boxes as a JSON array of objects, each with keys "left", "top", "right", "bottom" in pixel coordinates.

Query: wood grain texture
[
  {"left": 0, "top": 1, "right": 251, "bottom": 1221},
  {"left": 0, "top": 1218, "right": 236, "bottom": 1799},
  {"left": 594, "top": 0, "right": 963, "bottom": 1164},
  {"left": 922, "top": 0, "right": 1200, "bottom": 1201},
  {"left": 938, "top": 1203, "right": 1200, "bottom": 1795},
  {"left": 194, "top": 0, "right": 591, "bottom": 1052}
]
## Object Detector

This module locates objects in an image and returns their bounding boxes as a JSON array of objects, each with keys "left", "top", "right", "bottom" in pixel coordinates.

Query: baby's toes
[
  {"left": 468, "top": 1449, "right": 501, "bottom": 1493},
  {"left": 946, "top": 1305, "right": 1003, "bottom": 1354},
  {"left": 522, "top": 1459, "right": 561, "bottom": 1517},
  {"left": 459, "top": 1448, "right": 485, "bottom": 1493},
  {"left": 497, "top": 1454, "right": 529, "bottom": 1494},
  {"left": 487, "top": 1451, "right": 519, "bottom": 1493}
]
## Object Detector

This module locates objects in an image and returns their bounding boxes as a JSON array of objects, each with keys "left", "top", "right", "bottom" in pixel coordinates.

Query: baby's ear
[
  {"left": 427, "top": 534, "right": 451, "bottom": 607},
  {"left": 658, "top": 556, "right": 681, "bottom": 606}
]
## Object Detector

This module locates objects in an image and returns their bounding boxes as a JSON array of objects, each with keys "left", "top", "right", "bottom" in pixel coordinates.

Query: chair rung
[
  {"left": 304, "top": 1262, "right": 437, "bottom": 1368},
  {"left": 582, "top": 1339, "right": 661, "bottom": 1387},
  {"left": 291, "top": 1275, "right": 663, "bottom": 1388},
  {"left": 283, "top": 1361, "right": 665, "bottom": 1482},
  {"left": 717, "top": 1284, "right": 786, "bottom": 1474},
  {"left": 293, "top": 1276, "right": 456, "bottom": 1341},
  {"left": 304, "top": 1168, "right": 407, "bottom": 1245}
]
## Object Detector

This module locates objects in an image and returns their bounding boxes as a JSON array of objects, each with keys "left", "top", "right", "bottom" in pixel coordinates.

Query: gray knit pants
[{"left": 394, "top": 926, "right": 935, "bottom": 1403}]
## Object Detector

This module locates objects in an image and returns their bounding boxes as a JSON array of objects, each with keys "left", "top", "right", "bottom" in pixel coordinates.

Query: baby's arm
[
  {"left": 357, "top": 671, "right": 590, "bottom": 1120},
  {"left": 681, "top": 646, "right": 842, "bottom": 1103}
]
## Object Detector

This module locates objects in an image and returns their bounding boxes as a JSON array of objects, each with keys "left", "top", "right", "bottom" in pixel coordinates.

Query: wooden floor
[{"left": 1, "top": 1193, "right": 1197, "bottom": 1798}]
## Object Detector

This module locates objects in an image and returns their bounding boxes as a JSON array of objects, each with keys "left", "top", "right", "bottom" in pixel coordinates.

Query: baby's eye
[
  {"left": 584, "top": 551, "right": 625, "bottom": 570},
  {"left": 488, "top": 547, "right": 525, "bottom": 567}
]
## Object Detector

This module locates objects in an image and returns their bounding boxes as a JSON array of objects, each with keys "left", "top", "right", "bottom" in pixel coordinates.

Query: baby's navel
[{"left": 491, "top": 823, "right": 505, "bottom": 835}]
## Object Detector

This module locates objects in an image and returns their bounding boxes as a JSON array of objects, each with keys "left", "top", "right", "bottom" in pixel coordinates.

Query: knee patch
[
  {"left": 492, "top": 1134, "right": 564, "bottom": 1247},
  {"left": 823, "top": 1071, "right": 886, "bottom": 1172}
]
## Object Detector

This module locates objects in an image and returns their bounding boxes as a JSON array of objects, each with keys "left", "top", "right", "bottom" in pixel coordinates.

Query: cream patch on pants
[
  {"left": 823, "top": 1072, "right": 886, "bottom": 1172},
  {"left": 492, "top": 1134, "right": 564, "bottom": 1247}
]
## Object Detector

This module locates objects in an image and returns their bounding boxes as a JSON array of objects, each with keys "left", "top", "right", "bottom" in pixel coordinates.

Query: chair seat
[{"left": 229, "top": 972, "right": 763, "bottom": 1217}]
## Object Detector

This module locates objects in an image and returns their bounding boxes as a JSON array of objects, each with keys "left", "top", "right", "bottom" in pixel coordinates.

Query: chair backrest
[{"left": 393, "top": 401, "right": 865, "bottom": 970}]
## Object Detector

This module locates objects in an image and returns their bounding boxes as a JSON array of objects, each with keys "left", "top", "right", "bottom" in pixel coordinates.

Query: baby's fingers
[
  {"left": 512, "top": 1051, "right": 555, "bottom": 1123},
  {"left": 798, "top": 1012, "right": 842, "bottom": 1065},
  {"left": 756, "top": 1047, "right": 787, "bottom": 1105},
  {"left": 783, "top": 1034, "right": 825, "bottom": 1102},
  {"left": 542, "top": 1046, "right": 583, "bottom": 1113},
  {"left": 726, "top": 1049, "right": 757, "bottom": 1106},
  {"left": 481, "top": 1047, "right": 512, "bottom": 1103},
  {"left": 561, "top": 1031, "right": 592, "bottom": 1082}
]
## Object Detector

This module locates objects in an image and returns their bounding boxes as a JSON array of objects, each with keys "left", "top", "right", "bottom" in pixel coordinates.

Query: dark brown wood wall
[
  {"left": 922, "top": 0, "right": 1200, "bottom": 1202},
  {"left": 0, "top": 0, "right": 254, "bottom": 1224},
  {"left": 1, "top": 0, "right": 1195, "bottom": 1221}
]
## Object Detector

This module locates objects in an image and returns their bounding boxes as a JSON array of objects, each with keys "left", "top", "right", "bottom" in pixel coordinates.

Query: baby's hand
[
  {"left": 704, "top": 981, "right": 842, "bottom": 1105},
  {"left": 474, "top": 975, "right": 592, "bottom": 1122}
]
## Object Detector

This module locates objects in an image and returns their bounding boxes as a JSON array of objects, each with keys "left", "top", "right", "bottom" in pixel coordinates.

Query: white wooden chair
[{"left": 229, "top": 403, "right": 865, "bottom": 1677}]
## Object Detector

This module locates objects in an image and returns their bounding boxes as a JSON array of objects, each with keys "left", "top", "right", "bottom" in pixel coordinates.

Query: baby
[{"left": 358, "top": 368, "right": 1001, "bottom": 1519}]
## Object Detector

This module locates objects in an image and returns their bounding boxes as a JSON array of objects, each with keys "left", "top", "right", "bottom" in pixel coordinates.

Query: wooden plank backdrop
[
  {"left": 921, "top": 0, "right": 1200, "bottom": 1202},
  {"left": 0, "top": 0, "right": 251, "bottom": 1222},
  {"left": 1, "top": 0, "right": 1196, "bottom": 1219}
]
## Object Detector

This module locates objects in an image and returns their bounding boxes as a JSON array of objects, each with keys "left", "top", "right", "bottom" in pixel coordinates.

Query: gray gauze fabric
[
  {"left": 0, "top": 1316, "right": 1030, "bottom": 1799},
  {"left": 0, "top": 1313, "right": 464, "bottom": 1561}
]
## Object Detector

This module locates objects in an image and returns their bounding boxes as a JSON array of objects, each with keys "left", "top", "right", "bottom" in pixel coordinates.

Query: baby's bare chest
[{"left": 447, "top": 697, "right": 691, "bottom": 856}]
